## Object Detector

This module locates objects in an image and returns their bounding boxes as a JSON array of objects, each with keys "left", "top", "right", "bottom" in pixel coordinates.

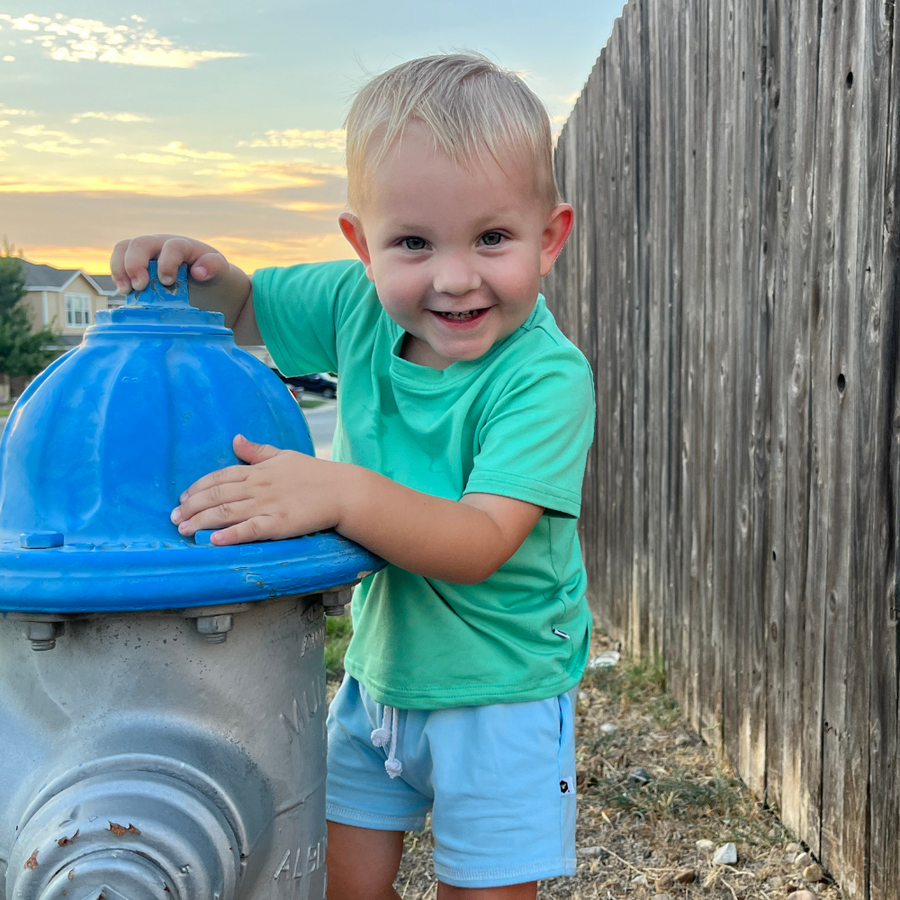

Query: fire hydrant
[{"left": 0, "top": 264, "right": 382, "bottom": 900}]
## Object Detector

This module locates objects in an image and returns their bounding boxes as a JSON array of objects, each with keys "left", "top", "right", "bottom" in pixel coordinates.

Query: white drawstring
[{"left": 370, "top": 705, "right": 403, "bottom": 778}]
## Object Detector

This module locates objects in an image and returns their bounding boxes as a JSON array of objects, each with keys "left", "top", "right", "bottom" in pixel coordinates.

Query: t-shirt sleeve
[
  {"left": 464, "top": 345, "right": 595, "bottom": 517},
  {"left": 252, "top": 259, "right": 372, "bottom": 376}
]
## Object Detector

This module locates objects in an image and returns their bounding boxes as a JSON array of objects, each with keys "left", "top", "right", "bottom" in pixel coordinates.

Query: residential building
[{"left": 19, "top": 259, "right": 124, "bottom": 349}]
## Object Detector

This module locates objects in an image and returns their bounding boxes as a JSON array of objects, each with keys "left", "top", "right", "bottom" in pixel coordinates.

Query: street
[{"left": 303, "top": 400, "right": 338, "bottom": 459}]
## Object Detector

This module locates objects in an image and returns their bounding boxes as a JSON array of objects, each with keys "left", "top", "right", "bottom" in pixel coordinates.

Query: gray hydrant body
[{"left": 0, "top": 265, "right": 381, "bottom": 900}]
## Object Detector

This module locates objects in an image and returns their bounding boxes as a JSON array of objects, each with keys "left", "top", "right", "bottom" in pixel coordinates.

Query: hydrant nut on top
[{"left": 0, "top": 261, "right": 382, "bottom": 900}]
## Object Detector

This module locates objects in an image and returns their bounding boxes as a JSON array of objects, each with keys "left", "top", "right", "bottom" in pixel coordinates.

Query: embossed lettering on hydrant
[
  {"left": 272, "top": 838, "right": 325, "bottom": 882},
  {"left": 280, "top": 673, "right": 326, "bottom": 742},
  {"left": 299, "top": 623, "right": 326, "bottom": 657}
]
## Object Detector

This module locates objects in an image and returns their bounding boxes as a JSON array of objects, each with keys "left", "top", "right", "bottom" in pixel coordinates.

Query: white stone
[
  {"left": 712, "top": 842, "right": 738, "bottom": 865},
  {"left": 600, "top": 723, "right": 618, "bottom": 735},
  {"left": 587, "top": 650, "right": 621, "bottom": 670},
  {"left": 696, "top": 839, "right": 715, "bottom": 853}
]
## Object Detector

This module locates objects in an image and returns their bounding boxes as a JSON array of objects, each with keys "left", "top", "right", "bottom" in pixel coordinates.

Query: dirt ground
[{"left": 326, "top": 623, "right": 844, "bottom": 899}]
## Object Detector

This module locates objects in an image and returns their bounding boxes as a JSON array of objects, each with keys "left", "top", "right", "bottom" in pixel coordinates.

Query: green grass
[
  {"left": 583, "top": 656, "right": 681, "bottom": 729},
  {"left": 299, "top": 398, "right": 327, "bottom": 410},
  {"left": 325, "top": 614, "right": 353, "bottom": 680},
  {"left": 585, "top": 656, "right": 667, "bottom": 702}
]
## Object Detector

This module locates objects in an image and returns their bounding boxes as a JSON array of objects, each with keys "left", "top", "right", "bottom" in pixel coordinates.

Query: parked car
[{"left": 272, "top": 369, "right": 338, "bottom": 399}]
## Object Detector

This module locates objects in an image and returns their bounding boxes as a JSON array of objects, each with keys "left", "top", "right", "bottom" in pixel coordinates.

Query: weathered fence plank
[{"left": 544, "top": 0, "right": 900, "bottom": 895}]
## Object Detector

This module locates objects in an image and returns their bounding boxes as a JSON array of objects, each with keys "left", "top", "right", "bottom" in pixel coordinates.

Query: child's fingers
[
  {"left": 174, "top": 496, "right": 261, "bottom": 535},
  {"left": 172, "top": 477, "right": 252, "bottom": 524},
  {"left": 112, "top": 234, "right": 224, "bottom": 292},
  {"left": 207, "top": 516, "right": 280, "bottom": 546},
  {"left": 232, "top": 434, "right": 281, "bottom": 465},
  {"left": 156, "top": 238, "right": 224, "bottom": 285},
  {"left": 110, "top": 238, "right": 135, "bottom": 293},
  {"left": 121, "top": 234, "right": 177, "bottom": 290},
  {"left": 155, "top": 237, "right": 202, "bottom": 285},
  {"left": 177, "top": 464, "right": 252, "bottom": 504},
  {"left": 189, "top": 251, "right": 230, "bottom": 283}
]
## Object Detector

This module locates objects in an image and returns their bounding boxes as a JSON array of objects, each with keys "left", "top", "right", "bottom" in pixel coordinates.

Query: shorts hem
[
  {"left": 433, "top": 858, "right": 577, "bottom": 888},
  {"left": 326, "top": 802, "right": 426, "bottom": 833}
]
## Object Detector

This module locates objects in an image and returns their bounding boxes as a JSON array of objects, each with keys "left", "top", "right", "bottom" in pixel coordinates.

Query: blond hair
[{"left": 345, "top": 52, "right": 559, "bottom": 211}]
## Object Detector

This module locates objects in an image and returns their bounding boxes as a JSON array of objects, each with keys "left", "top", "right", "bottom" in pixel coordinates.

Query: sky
[{"left": 1, "top": 1, "right": 624, "bottom": 276}]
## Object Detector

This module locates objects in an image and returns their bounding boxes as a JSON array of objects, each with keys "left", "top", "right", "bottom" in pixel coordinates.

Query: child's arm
[
  {"left": 171, "top": 435, "right": 544, "bottom": 584},
  {"left": 110, "top": 235, "right": 262, "bottom": 345}
]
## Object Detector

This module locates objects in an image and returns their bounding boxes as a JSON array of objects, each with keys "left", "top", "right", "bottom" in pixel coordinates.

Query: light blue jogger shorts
[{"left": 325, "top": 675, "right": 578, "bottom": 888}]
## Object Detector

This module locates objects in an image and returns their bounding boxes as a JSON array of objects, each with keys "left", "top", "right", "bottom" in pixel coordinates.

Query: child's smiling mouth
[{"left": 433, "top": 308, "right": 488, "bottom": 323}]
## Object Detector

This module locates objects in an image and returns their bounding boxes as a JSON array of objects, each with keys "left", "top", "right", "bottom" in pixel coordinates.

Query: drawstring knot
[{"left": 370, "top": 704, "right": 402, "bottom": 778}]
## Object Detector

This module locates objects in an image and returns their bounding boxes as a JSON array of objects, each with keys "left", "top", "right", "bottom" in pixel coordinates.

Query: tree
[{"left": 0, "top": 253, "right": 60, "bottom": 379}]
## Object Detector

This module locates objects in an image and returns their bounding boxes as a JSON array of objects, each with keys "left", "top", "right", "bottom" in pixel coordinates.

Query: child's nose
[{"left": 433, "top": 256, "right": 481, "bottom": 295}]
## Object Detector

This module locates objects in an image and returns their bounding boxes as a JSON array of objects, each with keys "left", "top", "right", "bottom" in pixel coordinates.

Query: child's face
[{"left": 339, "top": 126, "right": 573, "bottom": 369}]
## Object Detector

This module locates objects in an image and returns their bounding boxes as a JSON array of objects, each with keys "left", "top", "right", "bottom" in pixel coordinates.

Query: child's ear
[
  {"left": 339, "top": 213, "right": 374, "bottom": 280},
  {"left": 539, "top": 203, "right": 575, "bottom": 277}
]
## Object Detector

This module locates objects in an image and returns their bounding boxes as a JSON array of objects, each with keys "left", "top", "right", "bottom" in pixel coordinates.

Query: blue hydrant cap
[{"left": 0, "top": 262, "right": 382, "bottom": 612}]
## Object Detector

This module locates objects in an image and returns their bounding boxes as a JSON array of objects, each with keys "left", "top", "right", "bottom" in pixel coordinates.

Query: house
[{"left": 19, "top": 259, "right": 124, "bottom": 349}]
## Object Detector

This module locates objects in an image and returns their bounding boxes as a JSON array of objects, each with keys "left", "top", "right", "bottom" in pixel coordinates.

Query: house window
[{"left": 65, "top": 293, "right": 91, "bottom": 328}]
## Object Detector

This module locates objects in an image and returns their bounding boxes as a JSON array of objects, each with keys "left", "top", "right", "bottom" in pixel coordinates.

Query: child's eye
[
  {"left": 402, "top": 237, "right": 429, "bottom": 251},
  {"left": 481, "top": 232, "right": 504, "bottom": 247}
]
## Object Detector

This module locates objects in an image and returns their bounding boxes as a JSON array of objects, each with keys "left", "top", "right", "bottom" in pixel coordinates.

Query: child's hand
[
  {"left": 170, "top": 435, "right": 344, "bottom": 545},
  {"left": 110, "top": 234, "right": 231, "bottom": 295}
]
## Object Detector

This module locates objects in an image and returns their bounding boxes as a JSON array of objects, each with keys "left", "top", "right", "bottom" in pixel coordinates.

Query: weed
[{"left": 324, "top": 614, "right": 353, "bottom": 681}]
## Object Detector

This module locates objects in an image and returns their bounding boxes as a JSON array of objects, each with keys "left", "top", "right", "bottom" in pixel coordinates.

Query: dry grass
[{"left": 327, "top": 628, "right": 844, "bottom": 899}]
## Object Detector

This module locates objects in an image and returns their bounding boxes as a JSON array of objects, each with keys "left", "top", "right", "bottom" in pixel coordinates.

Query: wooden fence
[{"left": 543, "top": 0, "right": 900, "bottom": 896}]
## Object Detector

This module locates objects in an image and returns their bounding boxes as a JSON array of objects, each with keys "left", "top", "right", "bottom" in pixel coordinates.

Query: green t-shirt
[{"left": 253, "top": 259, "right": 595, "bottom": 709}]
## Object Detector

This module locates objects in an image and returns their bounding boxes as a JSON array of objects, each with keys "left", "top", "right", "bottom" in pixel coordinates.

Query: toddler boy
[{"left": 111, "top": 52, "right": 594, "bottom": 899}]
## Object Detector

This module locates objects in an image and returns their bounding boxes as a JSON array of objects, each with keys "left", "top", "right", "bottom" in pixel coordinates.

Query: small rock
[
  {"left": 600, "top": 723, "right": 618, "bottom": 736},
  {"left": 578, "top": 690, "right": 588, "bottom": 703},
  {"left": 629, "top": 766, "right": 652, "bottom": 785},
  {"left": 696, "top": 839, "right": 715, "bottom": 853},
  {"left": 652, "top": 894, "right": 672, "bottom": 900},
  {"left": 789, "top": 892, "right": 817, "bottom": 900},
  {"left": 675, "top": 733, "right": 695, "bottom": 747},
  {"left": 587, "top": 650, "right": 621, "bottom": 670},
  {"left": 767, "top": 876, "right": 787, "bottom": 889},
  {"left": 674, "top": 868, "right": 696, "bottom": 884},
  {"left": 794, "top": 851, "right": 814, "bottom": 868},
  {"left": 578, "top": 846, "right": 608, "bottom": 859},
  {"left": 802, "top": 863, "right": 824, "bottom": 883},
  {"left": 655, "top": 875, "right": 674, "bottom": 890},
  {"left": 712, "top": 842, "right": 738, "bottom": 865},
  {"left": 785, "top": 841, "right": 802, "bottom": 853},
  {"left": 631, "top": 874, "right": 648, "bottom": 886}
]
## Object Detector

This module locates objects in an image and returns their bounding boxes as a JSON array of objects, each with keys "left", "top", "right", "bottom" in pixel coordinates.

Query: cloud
[
  {"left": 274, "top": 201, "right": 344, "bottom": 213},
  {"left": 0, "top": 105, "right": 34, "bottom": 117},
  {"left": 16, "top": 123, "right": 91, "bottom": 155},
  {"left": 115, "top": 152, "right": 183, "bottom": 166},
  {"left": 0, "top": 156, "right": 346, "bottom": 196},
  {"left": 71, "top": 111, "right": 152, "bottom": 124},
  {"left": 162, "top": 141, "right": 234, "bottom": 160},
  {"left": 2, "top": 56, "right": 14, "bottom": 62},
  {"left": 0, "top": 13, "right": 247, "bottom": 69},
  {"left": 24, "top": 141, "right": 91, "bottom": 156},
  {"left": 202, "top": 159, "right": 346, "bottom": 181},
  {"left": 0, "top": 14, "right": 46, "bottom": 31},
  {"left": 242, "top": 128, "right": 346, "bottom": 151}
]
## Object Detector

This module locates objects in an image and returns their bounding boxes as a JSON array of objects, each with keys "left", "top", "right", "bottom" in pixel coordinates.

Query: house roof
[
  {"left": 19, "top": 259, "right": 117, "bottom": 295},
  {"left": 89, "top": 274, "right": 118, "bottom": 294}
]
